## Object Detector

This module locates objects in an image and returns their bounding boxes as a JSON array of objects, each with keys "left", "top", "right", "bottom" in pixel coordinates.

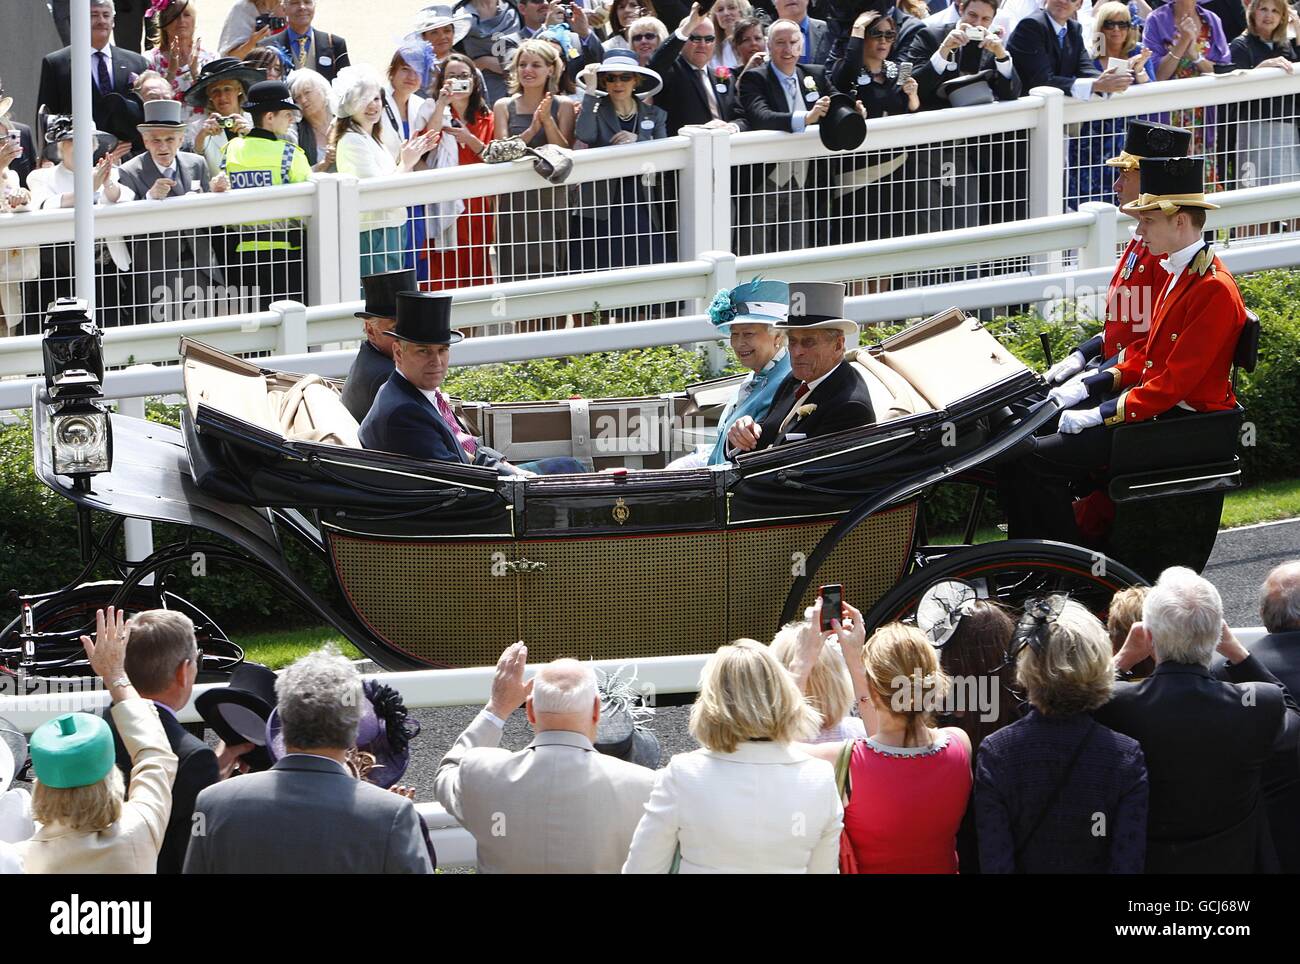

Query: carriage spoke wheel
[{"left": 861, "top": 540, "right": 1149, "bottom": 634}]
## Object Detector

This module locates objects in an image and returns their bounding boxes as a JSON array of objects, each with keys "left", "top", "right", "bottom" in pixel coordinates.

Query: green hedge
[{"left": 4, "top": 270, "right": 1297, "bottom": 632}]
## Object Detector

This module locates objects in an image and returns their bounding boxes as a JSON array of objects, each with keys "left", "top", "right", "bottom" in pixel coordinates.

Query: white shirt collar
[
  {"left": 802, "top": 360, "right": 842, "bottom": 395},
  {"left": 1159, "top": 236, "right": 1206, "bottom": 276},
  {"left": 773, "top": 63, "right": 798, "bottom": 80},
  {"left": 397, "top": 367, "right": 445, "bottom": 408},
  {"left": 91, "top": 42, "right": 113, "bottom": 57},
  {"left": 1046, "top": 12, "right": 1070, "bottom": 32}
]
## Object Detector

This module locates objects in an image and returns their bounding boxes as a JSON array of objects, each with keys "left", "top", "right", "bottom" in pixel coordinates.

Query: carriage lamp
[
  {"left": 50, "top": 394, "right": 113, "bottom": 478},
  {"left": 42, "top": 297, "right": 105, "bottom": 399}
]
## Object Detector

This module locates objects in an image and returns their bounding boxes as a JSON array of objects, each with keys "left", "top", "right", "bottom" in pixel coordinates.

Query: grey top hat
[
  {"left": 593, "top": 668, "right": 660, "bottom": 769},
  {"left": 774, "top": 281, "right": 859, "bottom": 335},
  {"left": 137, "top": 98, "right": 186, "bottom": 129}
]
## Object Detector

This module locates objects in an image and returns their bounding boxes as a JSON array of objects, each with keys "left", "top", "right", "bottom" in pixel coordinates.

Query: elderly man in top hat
[
  {"left": 726, "top": 281, "right": 875, "bottom": 455},
  {"left": 340, "top": 269, "right": 414, "bottom": 422},
  {"left": 360, "top": 293, "right": 587, "bottom": 475},
  {"left": 1045, "top": 119, "right": 1193, "bottom": 386},
  {"left": 669, "top": 279, "right": 791, "bottom": 470},
  {"left": 1004, "top": 156, "right": 1247, "bottom": 543}
]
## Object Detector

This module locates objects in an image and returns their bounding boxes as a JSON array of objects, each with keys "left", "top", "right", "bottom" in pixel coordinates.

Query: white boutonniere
[
  {"left": 796, "top": 403, "right": 817, "bottom": 418},
  {"left": 803, "top": 75, "right": 817, "bottom": 91}
]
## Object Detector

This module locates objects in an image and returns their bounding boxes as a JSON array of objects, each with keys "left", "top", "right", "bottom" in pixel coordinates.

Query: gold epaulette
[{"left": 1192, "top": 245, "right": 1216, "bottom": 278}]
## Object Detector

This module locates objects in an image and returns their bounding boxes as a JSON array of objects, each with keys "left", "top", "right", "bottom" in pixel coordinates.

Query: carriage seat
[
  {"left": 843, "top": 348, "right": 933, "bottom": 421},
  {"left": 267, "top": 375, "right": 360, "bottom": 448}
]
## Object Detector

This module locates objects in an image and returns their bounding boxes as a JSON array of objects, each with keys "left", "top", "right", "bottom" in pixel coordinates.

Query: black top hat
[
  {"left": 386, "top": 291, "right": 464, "bottom": 345},
  {"left": 1106, "top": 119, "right": 1192, "bottom": 170},
  {"left": 244, "top": 80, "right": 297, "bottom": 115},
  {"left": 818, "top": 93, "right": 866, "bottom": 152},
  {"left": 939, "top": 71, "right": 995, "bottom": 108},
  {"left": 185, "top": 57, "right": 266, "bottom": 108},
  {"left": 356, "top": 269, "right": 417, "bottom": 320},
  {"left": 195, "top": 662, "right": 278, "bottom": 755},
  {"left": 1126, "top": 156, "right": 1219, "bottom": 213}
]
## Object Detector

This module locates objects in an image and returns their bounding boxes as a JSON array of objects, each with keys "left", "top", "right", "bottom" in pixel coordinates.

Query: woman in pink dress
[{"left": 800, "top": 606, "right": 972, "bottom": 873}]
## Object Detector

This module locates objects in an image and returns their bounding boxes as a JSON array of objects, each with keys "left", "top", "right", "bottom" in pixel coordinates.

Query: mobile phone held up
[
  {"left": 819, "top": 584, "right": 843, "bottom": 632},
  {"left": 898, "top": 61, "right": 913, "bottom": 84},
  {"left": 256, "top": 13, "right": 287, "bottom": 31}
]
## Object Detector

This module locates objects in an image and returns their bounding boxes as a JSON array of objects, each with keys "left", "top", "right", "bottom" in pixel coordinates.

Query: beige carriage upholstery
[
  {"left": 843, "top": 348, "right": 933, "bottom": 421},
  {"left": 482, "top": 395, "right": 680, "bottom": 469}
]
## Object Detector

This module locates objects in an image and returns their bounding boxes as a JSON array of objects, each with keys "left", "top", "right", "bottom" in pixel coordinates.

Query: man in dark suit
[
  {"left": 103, "top": 610, "right": 252, "bottom": 874},
  {"left": 774, "top": 0, "right": 831, "bottom": 63},
  {"left": 1102, "top": 566, "right": 1300, "bottom": 873},
  {"left": 1007, "top": 0, "right": 1130, "bottom": 98},
  {"left": 341, "top": 269, "right": 411, "bottom": 422},
  {"left": 36, "top": 0, "right": 148, "bottom": 150},
  {"left": 184, "top": 647, "right": 432, "bottom": 874},
  {"left": 649, "top": 3, "right": 748, "bottom": 136},
  {"left": 258, "top": 0, "right": 350, "bottom": 82},
  {"left": 1212, "top": 561, "right": 1300, "bottom": 872},
  {"left": 726, "top": 282, "right": 874, "bottom": 455},
  {"left": 907, "top": 0, "right": 1019, "bottom": 109},
  {"left": 360, "top": 292, "right": 584, "bottom": 474},
  {"left": 735, "top": 19, "right": 832, "bottom": 254}
]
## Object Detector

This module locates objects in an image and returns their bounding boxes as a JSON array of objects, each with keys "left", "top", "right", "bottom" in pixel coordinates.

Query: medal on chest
[{"left": 1121, "top": 245, "right": 1139, "bottom": 280}]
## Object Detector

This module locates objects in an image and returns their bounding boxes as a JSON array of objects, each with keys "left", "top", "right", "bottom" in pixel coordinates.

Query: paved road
[{"left": 395, "top": 518, "right": 1300, "bottom": 797}]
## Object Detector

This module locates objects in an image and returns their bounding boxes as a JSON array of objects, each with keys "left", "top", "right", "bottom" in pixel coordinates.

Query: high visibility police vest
[{"left": 221, "top": 130, "right": 311, "bottom": 252}]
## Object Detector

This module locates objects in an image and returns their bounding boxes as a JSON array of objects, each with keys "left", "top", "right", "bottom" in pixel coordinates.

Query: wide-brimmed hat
[
  {"left": 0, "top": 716, "right": 26, "bottom": 791},
  {"left": 185, "top": 56, "right": 265, "bottom": 108},
  {"left": 708, "top": 278, "right": 790, "bottom": 332},
  {"left": 818, "top": 92, "right": 866, "bottom": 152},
  {"left": 593, "top": 49, "right": 663, "bottom": 100},
  {"left": 43, "top": 114, "right": 115, "bottom": 145},
  {"left": 1106, "top": 118, "right": 1192, "bottom": 170},
  {"left": 150, "top": 0, "right": 190, "bottom": 27},
  {"left": 29, "top": 713, "right": 115, "bottom": 789},
  {"left": 939, "top": 71, "right": 995, "bottom": 109},
  {"left": 137, "top": 98, "right": 186, "bottom": 130},
  {"left": 386, "top": 291, "right": 464, "bottom": 345},
  {"left": 244, "top": 79, "right": 297, "bottom": 114},
  {"left": 195, "top": 662, "right": 278, "bottom": 750},
  {"left": 409, "top": 4, "right": 473, "bottom": 45},
  {"left": 266, "top": 680, "right": 421, "bottom": 788},
  {"left": 775, "top": 281, "right": 858, "bottom": 335},
  {"left": 357, "top": 269, "right": 417, "bottom": 320},
  {"left": 593, "top": 668, "right": 660, "bottom": 769},
  {"left": 1123, "top": 156, "right": 1219, "bottom": 214}
]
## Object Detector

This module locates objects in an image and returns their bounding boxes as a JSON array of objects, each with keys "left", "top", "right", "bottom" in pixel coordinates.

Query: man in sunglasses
[{"left": 649, "top": 2, "right": 749, "bottom": 135}]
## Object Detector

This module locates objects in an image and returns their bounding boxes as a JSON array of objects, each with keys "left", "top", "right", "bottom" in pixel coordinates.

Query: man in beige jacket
[
  {"left": 19, "top": 607, "right": 177, "bottom": 874},
  {"left": 435, "top": 643, "right": 657, "bottom": 873}
]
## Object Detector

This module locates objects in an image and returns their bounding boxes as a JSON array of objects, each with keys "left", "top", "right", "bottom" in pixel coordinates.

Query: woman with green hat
[{"left": 17, "top": 608, "right": 177, "bottom": 875}]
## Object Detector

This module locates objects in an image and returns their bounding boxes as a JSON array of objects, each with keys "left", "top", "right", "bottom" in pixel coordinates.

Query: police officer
[
  {"left": 221, "top": 80, "right": 312, "bottom": 311},
  {"left": 1045, "top": 119, "right": 1192, "bottom": 385}
]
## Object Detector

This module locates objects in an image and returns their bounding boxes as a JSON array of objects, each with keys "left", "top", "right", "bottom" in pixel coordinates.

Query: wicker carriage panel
[
  {"left": 328, "top": 534, "right": 519, "bottom": 667},
  {"left": 727, "top": 502, "right": 917, "bottom": 642},
  {"left": 515, "top": 532, "right": 729, "bottom": 663}
]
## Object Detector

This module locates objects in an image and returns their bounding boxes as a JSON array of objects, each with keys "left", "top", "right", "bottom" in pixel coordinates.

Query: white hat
[
  {"left": 409, "top": 4, "right": 473, "bottom": 45},
  {"left": 331, "top": 64, "right": 384, "bottom": 120}
]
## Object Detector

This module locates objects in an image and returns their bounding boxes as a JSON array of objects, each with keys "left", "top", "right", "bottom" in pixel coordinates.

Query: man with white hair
[
  {"left": 1100, "top": 566, "right": 1300, "bottom": 873},
  {"left": 1211, "top": 560, "right": 1300, "bottom": 872},
  {"left": 434, "top": 642, "right": 657, "bottom": 873},
  {"left": 184, "top": 646, "right": 433, "bottom": 873}
]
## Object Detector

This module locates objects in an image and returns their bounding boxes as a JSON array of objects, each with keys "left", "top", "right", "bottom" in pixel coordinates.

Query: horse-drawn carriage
[{"left": 3, "top": 304, "right": 1252, "bottom": 679}]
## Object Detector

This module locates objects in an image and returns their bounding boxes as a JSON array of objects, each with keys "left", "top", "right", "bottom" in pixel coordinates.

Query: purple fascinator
[{"left": 398, "top": 39, "right": 438, "bottom": 92}]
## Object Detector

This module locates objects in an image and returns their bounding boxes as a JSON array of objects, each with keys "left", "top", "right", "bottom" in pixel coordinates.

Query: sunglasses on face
[
  {"left": 688, "top": 34, "right": 717, "bottom": 42},
  {"left": 631, "top": 32, "right": 659, "bottom": 42},
  {"left": 1102, "top": 19, "right": 1132, "bottom": 29},
  {"left": 867, "top": 28, "right": 897, "bottom": 40},
  {"left": 604, "top": 72, "right": 636, "bottom": 81}
]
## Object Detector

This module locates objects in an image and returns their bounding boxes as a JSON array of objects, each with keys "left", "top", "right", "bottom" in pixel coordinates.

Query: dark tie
[
  {"left": 793, "top": 382, "right": 810, "bottom": 403},
  {"left": 96, "top": 50, "right": 112, "bottom": 92}
]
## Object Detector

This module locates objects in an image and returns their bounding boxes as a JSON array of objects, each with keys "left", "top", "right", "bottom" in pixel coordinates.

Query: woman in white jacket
[
  {"left": 330, "top": 66, "right": 435, "bottom": 276},
  {"left": 623, "top": 639, "right": 843, "bottom": 874}
]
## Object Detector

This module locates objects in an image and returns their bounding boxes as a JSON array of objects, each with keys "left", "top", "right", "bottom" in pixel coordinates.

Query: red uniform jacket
[
  {"left": 1096, "top": 244, "right": 1245, "bottom": 426},
  {"left": 1077, "top": 234, "right": 1167, "bottom": 367}
]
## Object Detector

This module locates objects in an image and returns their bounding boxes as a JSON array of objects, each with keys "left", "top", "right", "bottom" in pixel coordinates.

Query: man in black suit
[
  {"left": 907, "top": 0, "right": 1019, "bottom": 109},
  {"left": 104, "top": 610, "right": 253, "bottom": 874},
  {"left": 649, "top": 3, "right": 748, "bottom": 136},
  {"left": 1102, "top": 566, "right": 1300, "bottom": 873},
  {"left": 258, "top": 0, "right": 350, "bottom": 82},
  {"left": 726, "top": 282, "right": 874, "bottom": 455},
  {"left": 1212, "top": 561, "right": 1300, "bottom": 872},
  {"left": 36, "top": 0, "right": 148, "bottom": 150},
  {"left": 735, "top": 18, "right": 832, "bottom": 254},
  {"left": 1007, "top": 0, "right": 1130, "bottom": 98}
]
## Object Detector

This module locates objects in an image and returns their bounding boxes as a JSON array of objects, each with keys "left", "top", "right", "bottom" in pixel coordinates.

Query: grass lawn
[{"left": 240, "top": 481, "right": 1300, "bottom": 665}]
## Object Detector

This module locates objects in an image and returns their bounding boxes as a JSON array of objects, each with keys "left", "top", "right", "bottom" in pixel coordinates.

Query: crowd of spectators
[
  {"left": 2, "top": 0, "right": 1298, "bottom": 333},
  {"left": 2, "top": 558, "right": 1298, "bottom": 875}
]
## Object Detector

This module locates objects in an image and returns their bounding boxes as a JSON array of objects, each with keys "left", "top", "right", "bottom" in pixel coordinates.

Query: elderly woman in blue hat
[
  {"left": 669, "top": 278, "right": 791, "bottom": 469},
  {"left": 17, "top": 608, "right": 177, "bottom": 874}
]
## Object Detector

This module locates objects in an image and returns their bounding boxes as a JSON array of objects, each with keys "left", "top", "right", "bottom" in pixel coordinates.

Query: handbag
[{"left": 834, "top": 738, "right": 859, "bottom": 875}]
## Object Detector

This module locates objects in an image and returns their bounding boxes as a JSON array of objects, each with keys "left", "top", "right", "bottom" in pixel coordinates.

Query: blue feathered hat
[{"left": 707, "top": 278, "right": 790, "bottom": 333}]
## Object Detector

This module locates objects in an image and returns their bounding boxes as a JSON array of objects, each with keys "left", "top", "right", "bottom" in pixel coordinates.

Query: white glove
[
  {"left": 1058, "top": 407, "right": 1103, "bottom": 434},
  {"left": 1045, "top": 350, "right": 1087, "bottom": 385},
  {"left": 1048, "top": 376, "right": 1089, "bottom": 409}
]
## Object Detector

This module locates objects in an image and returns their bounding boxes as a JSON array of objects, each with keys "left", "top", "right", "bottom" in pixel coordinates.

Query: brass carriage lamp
[{"left": 41, "top": 298, "right": 112, "bottom": 484}]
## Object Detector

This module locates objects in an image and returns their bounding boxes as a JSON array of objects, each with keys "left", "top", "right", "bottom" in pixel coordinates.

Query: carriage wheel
[
  {"left": 860, "top": 540, "right": 1148, "bottom": 634},
  {"left": 0, "top": 580, "right": 242, "bottom": 679}
]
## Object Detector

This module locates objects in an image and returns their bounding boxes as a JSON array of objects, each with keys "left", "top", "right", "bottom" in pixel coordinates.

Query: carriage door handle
[{"left": 503, "top": 558, "right": 549, "bottom": 574}]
